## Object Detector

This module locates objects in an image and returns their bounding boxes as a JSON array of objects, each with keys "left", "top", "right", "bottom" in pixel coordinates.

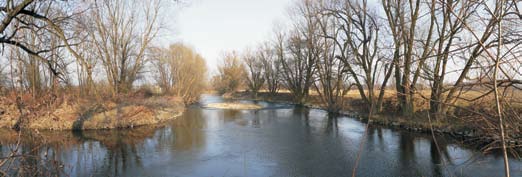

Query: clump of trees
[
  {"left": 152, "top": 43, "right": 208, "bottom": 104},
  {"left": 0, "top": 0, "right": 208, "bottom": 133},
  {"left": 86, "top": 0, "right": 162, "bottom": 95},
  {"left": 243, "top": 48, "right": 265, "bottom": 98},
  {"left": 1, "top": 1, "right": 210, "bottom": 174},
  {"left": 212, "top": 51, "right": 246, "bottom": 94},
  {"left": 229, "top": 0, "right": 521, "bottom": 175},
  {"left": 258, "top": 42, "right": 282, "bottom": 96},
  {"left": 215, "top": 43, "right": 283, "bottom": 98},
  {"left": 233, "top": 0, "right": 522, "bottom": 120},
  {"left": 0, "top": 0, "right": 207, "bottom": 103}
]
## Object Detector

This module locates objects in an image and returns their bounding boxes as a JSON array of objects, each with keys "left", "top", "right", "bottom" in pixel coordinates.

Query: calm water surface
[{"left": 1, "top": 95, "right": 521, "bottom": 177}]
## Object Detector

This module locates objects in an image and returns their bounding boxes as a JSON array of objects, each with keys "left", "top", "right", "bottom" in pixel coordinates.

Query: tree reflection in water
[
  {"left": 72, "top": 127, "right": 158, "bottom": 176},
  {"left": 398, "top": 133, "right": 418, "bottom": 174},
  {"left": 171, "top": 108, "right": 205, "bottom": 150},
  {"left": 1, "top": 96, "right": 520, "bottom": 176},
  {"left": 325, "top": 113, "right": 339, "bottom": 136},
  {"left": 0, "top": 130, "right": 67, "bottom": 176}
]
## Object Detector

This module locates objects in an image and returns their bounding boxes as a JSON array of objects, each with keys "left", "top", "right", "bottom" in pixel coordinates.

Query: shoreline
[
  {"left": 228, "top": 92, "right": 522, "bottom": 148},
  {"left": 0, "top": 96, "right": 185, "bottom": 131}
]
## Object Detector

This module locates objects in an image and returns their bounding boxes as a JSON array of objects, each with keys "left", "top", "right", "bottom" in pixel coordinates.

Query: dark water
[{"left": 1, "top": 95, "right": 521, "bottom": 177}]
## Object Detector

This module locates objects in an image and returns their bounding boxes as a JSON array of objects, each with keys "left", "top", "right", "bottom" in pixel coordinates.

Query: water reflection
[
  {"left": 71, "top": 126, "right": 160, "bottom": 176},
  {"left": 171, "top": 108, "right": 205, "bottom": 150},
  {"left": 398, "top": 132, "right": 418, "bottom": 174},
  {"left": 0, "top": 130, "right": 69, "bottom": 176},
  {"left": 431, "top": 138, "right": 447, "bottom": 177},
  {"left": 0, "top": 95, "right": 520, "bottom": 177},
  {"left": 325, "top": 114, "right": 339, "bottom": 135}
]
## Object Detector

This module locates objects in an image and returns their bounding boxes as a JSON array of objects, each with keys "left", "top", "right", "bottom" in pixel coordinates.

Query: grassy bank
[
  {"left": 230, "top": 91, "right": 522, "bottom": 148},
  {"left": 0, "top": 92, "right": 184, "bottom": 130}
]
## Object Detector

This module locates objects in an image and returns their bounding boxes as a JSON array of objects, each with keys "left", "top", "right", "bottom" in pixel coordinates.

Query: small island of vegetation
[{"left": 205, "top": 102, "right": 263, "bottom": 110}]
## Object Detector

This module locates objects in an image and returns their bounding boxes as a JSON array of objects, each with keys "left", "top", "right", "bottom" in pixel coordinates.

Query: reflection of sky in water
[{"left": 1, "top": 95, "right": 520, "bottom": 177}]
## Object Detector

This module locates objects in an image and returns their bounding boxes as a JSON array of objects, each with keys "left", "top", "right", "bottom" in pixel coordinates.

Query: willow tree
[
  {"left": 313, "top": 26, "right": 350, "bottom": 112},
  {"left": 422, "top": 0, "right": 468, "bottom": 119},
  {"left": 152, "top": 43, "right": 207, "bottom": 104},
  {"left": 243, "top": 48, "right": 265, "bottom": 98},
  {"left": 259, "top": 42, "right": 281, "bottom": 95},
  {"left": 319, "top": 0, "right": 392, "bottom": 113},
  {"left": 88, "top": 0, "right": 162, "bottom": 95},
  {"left": 444, "top": 2, "right": 522, "bottom": 176},
  {"left": 214, "top": 51, "right": 246, "bottom": 94},
  {"left": 439, "top": 1, "right": 522, "bottom": 116},
  {"left": 376, "top": 0, "right": 420, "bottom": 116},
  {"left": 278, "top": 0, "right": 321, "bottom": 104},
  {"left": 0, "top": 0, "right": 78, "bottom": 83}
]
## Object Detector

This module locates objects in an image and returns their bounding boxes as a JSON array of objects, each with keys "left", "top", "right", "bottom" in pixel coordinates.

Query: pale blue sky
[{"left": 168, "top": 0, "right": 294, "bottom": 74}]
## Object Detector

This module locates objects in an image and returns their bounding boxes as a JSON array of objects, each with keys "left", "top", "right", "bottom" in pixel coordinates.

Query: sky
[{"left": 168, "top": 0, "right": 294, "bottom": 75}]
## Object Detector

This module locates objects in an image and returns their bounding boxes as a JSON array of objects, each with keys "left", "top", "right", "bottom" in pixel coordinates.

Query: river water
[{"left": 1, "top": 95, "right": 520, "bottom": 177}]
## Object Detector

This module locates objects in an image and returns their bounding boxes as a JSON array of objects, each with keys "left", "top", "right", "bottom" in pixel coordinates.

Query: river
[{"left": 0, "top": 95, "right": 520, "bottom": 177}]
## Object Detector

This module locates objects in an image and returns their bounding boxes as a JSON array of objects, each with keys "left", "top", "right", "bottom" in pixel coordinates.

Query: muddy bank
[{"left": 0, "top": 96, "right": 184, "bottom": 130}]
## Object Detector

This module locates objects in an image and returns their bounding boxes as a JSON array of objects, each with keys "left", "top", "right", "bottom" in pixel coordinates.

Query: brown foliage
[
  {"left": 152, "top": 43, "right": 208, "bottom": 104},
  {"left": 213, "top": 51, "right": 246, "bottom": 94}
]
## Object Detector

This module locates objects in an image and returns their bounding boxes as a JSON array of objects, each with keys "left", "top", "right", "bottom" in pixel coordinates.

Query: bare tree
[
  {"left": 88, "top": 0, "right": 162, "bottom": 95},
  {"left": 259, "top": 41, "right": 281, "bottom": 95},
  {"left": 420, "top": 0, "right": 473, "bottom": 119},
  {"left": 0, "top": 0, "right": 80, "bottom": 80},
  {"left": 320, "top": 0, "right": 393, "bottom": 113},
  {"left": 439, "top": 1, "right": 521, "bottom": 117},
  {"left": 243, "top": 48, "right": 265, "bottom": 98},
  {"left": 278, "top": 0, "right": 321, "bottom": 104},
  {"left": 313, "top": 28, "right": 350, "bottom": 112},
  {"left": 380, "top": 0, "right": 434, "bottom": 116}
]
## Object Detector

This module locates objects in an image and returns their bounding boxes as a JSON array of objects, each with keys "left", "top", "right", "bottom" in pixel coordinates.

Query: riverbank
[
  {"left": 3, "top": 96, "right": 520, "bottom": 177},
  {"left": 0, "top": 93, "right": 184, "bottom": 130},
  {"left": 229, "top": 91, "right": 522, "bottom": 148}
]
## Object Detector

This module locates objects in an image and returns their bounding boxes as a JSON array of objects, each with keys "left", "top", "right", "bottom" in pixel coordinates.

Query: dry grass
[
  {"left": 205, "top": 102, "right": 263, "bottom": 110},
  {"left": 0, "top": 92, "right": 185, "bottom": 130},
  {"left": 232, "top": 89, "right": 521, "bottom": 138},
  {"left": 238, "top": 88, "right": 522, "bottom": 107},
  {"left": 304, "top": 89, "right": 520, "bottom": 111}
]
